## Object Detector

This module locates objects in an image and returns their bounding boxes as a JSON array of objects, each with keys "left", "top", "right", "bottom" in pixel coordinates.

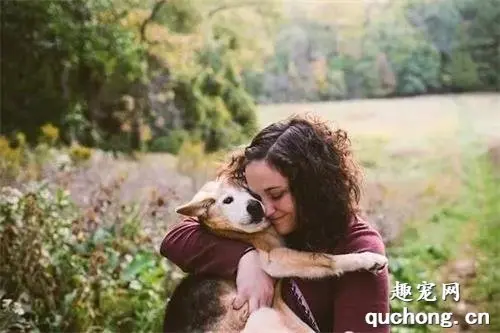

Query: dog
[{"left": 163, "top": 177, "right": 388, "bottom": 333}]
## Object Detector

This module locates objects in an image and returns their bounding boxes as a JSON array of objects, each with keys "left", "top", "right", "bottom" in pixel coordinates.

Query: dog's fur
[{"left": 163, "top": 177, "right": 388, "bottom": 333}]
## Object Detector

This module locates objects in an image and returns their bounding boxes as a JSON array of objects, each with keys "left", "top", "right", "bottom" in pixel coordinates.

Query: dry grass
[{"left": 258, "top": 93, "right": 500, "bottom": 148}]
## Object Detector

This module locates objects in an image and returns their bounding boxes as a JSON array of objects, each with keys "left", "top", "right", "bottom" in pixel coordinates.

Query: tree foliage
[
  {"left": 2, "top": 0, "right": 498, "bottom": 147},
  {"left": 245, "top": 0, "right": 499, "bottom": 103},
  {"left": 1, "top": 0, "right": 277, "bottom": 153}
]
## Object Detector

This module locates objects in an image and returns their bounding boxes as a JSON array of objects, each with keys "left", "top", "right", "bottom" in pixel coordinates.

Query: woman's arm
[
  {"left": 333, "top": 268, "right": 390, "bottom": 332},
  {"left": 160, "top": 218, "right": 254, "bottom": 278},
  {"left": 331, "top": 218, "right": 390, "bottom": 332}
]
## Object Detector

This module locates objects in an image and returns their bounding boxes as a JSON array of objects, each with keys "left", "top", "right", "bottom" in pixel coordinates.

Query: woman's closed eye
[{"left": 269, "top": 191, "right": 286, "bottom": 200}]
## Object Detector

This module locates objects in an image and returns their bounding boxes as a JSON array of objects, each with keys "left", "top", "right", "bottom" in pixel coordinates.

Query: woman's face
[{"left": 244, "top": 160, "right": 297, "bottom": 235}]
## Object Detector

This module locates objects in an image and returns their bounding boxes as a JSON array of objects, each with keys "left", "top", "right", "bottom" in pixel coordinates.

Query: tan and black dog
[{"left": 163, "top": 177, "right": 387, "bottom": 333}]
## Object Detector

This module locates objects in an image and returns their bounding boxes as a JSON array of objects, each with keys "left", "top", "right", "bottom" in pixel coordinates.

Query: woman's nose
[{"left": 263, "top": 199, "right": 276, "bottom": 218}]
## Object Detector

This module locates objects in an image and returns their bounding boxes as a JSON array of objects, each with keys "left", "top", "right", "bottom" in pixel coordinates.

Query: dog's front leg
[{"left": 258, "top": 248, "right": 387, "bottom": 279}]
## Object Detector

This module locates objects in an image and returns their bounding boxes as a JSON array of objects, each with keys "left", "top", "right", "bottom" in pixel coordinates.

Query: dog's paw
[
  {"left": 358, "top": 252, "right": 388, "bottom": 274},
  {"left": 333, "top": 252, "right": 388, "bottom": 275}
]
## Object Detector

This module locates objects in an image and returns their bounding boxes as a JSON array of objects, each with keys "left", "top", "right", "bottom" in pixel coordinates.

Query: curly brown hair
[{"left": 219, "top": 114, "right": 362, "bottom": 252}]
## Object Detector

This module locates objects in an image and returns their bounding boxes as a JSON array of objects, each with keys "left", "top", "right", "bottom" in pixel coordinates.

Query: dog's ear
[
  {"left": 175, "top": 197, "right": 215, "bottom": 217},
  {"left": 175, "top": 181, "right": 219, "bottom": 217}
]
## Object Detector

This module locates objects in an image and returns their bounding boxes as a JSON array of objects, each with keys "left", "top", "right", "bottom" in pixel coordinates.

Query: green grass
[
  {"left": 388, "top": 197, "right": 470, "bottom": 332},
  {"left": 469, "top": 157, "right": 500, "bottom": 332},
  {"left": 386, "top": 149, "right": 500, "bottom": 332}
]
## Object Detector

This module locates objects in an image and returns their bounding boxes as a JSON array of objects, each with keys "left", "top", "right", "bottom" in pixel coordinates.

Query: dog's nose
[{"left": 247, "top": 199, "right": 264, "bottom": 221}]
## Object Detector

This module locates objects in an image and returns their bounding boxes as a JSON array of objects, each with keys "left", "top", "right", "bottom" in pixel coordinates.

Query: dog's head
[{"left": 175, "top": 179, "right": 270, "bottom": 233}]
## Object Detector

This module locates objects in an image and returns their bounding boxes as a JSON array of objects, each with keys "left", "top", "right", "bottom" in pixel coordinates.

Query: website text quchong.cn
[{"left": 365, "top": 307, "right": 490, "bottom": 328}]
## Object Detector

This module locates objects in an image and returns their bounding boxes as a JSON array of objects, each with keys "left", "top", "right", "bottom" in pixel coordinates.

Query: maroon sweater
[{"left": 160, "top": 217, "right": 390, "bottom": 333}]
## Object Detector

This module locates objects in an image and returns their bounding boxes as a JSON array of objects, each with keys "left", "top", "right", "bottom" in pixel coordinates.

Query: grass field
[{"left": 258, "top": 93, "right": 500, "bottom": 150}]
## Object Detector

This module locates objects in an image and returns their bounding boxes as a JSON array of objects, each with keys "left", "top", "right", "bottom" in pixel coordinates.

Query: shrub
[
  {"left": 0, "top": 184, "right": 182, "bottom": 332},
  {"left": 149, "top": 130, "right": 189, "bottom": 154},
  {"left": 447, "top": 50, "right": 480, "bottom": 91}
]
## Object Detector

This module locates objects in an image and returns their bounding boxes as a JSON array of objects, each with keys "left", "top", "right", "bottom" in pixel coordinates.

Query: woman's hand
[{"left": 233, "top": 249, "right": 275, "bottom": 313}]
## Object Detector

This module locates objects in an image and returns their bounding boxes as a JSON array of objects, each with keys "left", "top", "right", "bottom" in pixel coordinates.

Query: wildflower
[
  {"left": 12, "top": 302, "right": 25, "bottom": 316},
  {"left": 39, "top": 189, "right": 52, "bottom": 201},
  {"left": 54, "top": 153, "right": 72, "bottom": 171},
  {"left": 130, "top": 280, "right": 142, "bottom": 290},
  {"left": 0, "top": 186, "right": 23, "bottom": 205},
  {"left": 40, "top": 123, "right": 59, "bottom": 145},
  {"left": 2, "top": 298, "right": 12, "bottom": 309}
]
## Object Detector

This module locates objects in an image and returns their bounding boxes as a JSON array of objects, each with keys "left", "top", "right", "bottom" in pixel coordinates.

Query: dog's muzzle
[{"left": 247, "top": 199, "right": 265, "bottom": 223}]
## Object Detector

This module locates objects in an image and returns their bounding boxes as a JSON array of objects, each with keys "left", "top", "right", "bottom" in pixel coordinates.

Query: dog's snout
[{"left": 247, "top": 200, "right": 264, "bottom": 221}]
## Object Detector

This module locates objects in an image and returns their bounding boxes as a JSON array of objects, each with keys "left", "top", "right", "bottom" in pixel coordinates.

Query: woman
[{"left": 161, "top": 115, "right": 390, "bottom": 332}]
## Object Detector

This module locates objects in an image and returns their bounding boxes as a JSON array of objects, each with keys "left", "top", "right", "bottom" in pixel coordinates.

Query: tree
[
  {"left": 1, "top": 0, "right": 146, "bottom": 146},
  {"left": 461, "top": 0, "right": 500, "bottom": 89},
  {"left": 2, "top": 0, "right": 277, "bottom": 153}
]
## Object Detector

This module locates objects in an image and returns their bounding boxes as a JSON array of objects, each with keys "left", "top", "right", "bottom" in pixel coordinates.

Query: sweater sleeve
[
  {"left": 160, "top": 218, "right": 254, "bottom": 279},
  {"left": 332, "top": 220, "right": 390, "bottom": 333}
]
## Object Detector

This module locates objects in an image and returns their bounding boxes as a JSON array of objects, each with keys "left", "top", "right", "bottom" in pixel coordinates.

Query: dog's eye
[{"left": 223, "top": 196, "right": 233, "bottom": 204}]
